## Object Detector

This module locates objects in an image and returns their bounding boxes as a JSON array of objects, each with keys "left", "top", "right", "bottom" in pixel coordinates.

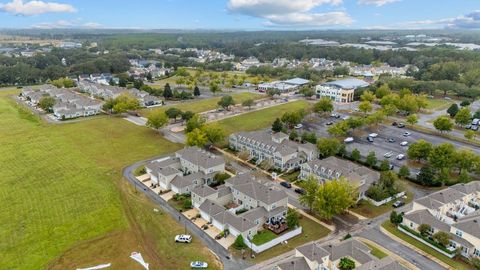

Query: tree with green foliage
[
  {"left": 390, "top": 210, "right": 403, "bottom": 225},
  {"left": 104, "top": 93, "right": 140, "bottom": 114},
  {"left": 38, "top": 96, "right": 55, "bottom": 112},
  {"left": 209, "top": 82, "right": 221, "bottom": 95},
  {"left": 428, "top": 143, "right": 456, "bottom": 170},
  {"left": 233, "top": 235, "right": 247, "bottom": 250},
  {"left": 289, "top": 130, "right": 299, "bottom": 141},
  {"left": 313, "top": 97, "right": 334, "bottom": 115},
  {"left": 447, "top": 103, "right": 459, "bottom": 117},
  {"left": 272, "top": 118, "right": 283, "bottom": 132},
  {"left": 407, "top": 140, "right": 433, "bottom": 161},
  {"left": 465, "top": 130, "right": 476, "bottom": 140},
  {"left": 163, "top": 83, "right": 173, "bottom": 99},
  {"left": 242, "top": 98, "right": 255, "bottom": 110},
  {"left": 299, "top": 87, "right": 315, "bottom": 98},
  {"left": 379, "top": 159, "right": 390, "bottom": 171},
  {"left": 186, "top": 128, "right": 208, "bottom": 147},
  {"left": 406, "top": 114, "right": 418, "bottom": 126},
  {"left": 454, "top": 149, "right": 477, "bottom": 175},
  {"left": 433, "top": 116, "right": 453, "bottom": 133},
  {"left": 375, "top": 84, "right": 391, "bottom": 99},
  {"left": 316, "top": 138, "right": 341, "bottom": 158},
  {"left": 213, "top": 172, "right": 230, "bottom": 185},
  {"left": 399, "top": 165, "right": 410, "bottom": 178},
  {"left": 382, "top": 104, "right": 397, "bottom": 118},
  {"left": 193, "top": 86, "right": 200, "bottom": 96},
  {"left": 301, "top": 132, "right": 317, "bottom": 144},
  {"left": 346, "top": 117, "right": 364, "bottom": 130},
  {"left": 358, "top": 101, "right": 373, "bottom": 115},
  {"left": 418, "top": 223, "right": 432, "bottom": 236},
  {"left": 433, "top": 231, "right": 451, "bottom": 247},
  {"left": 417, "top": 165, "right": 438, "bottom": 186},
  {"left": 339, "top": 257, "right": 356, "bottom": 270},
  {"left": 313, "top": 179, "right": 357, "bottom": 220},
  {"left": 281, "top": 110, "right": 304, "bottom": 129},
  {"left": 146, "top": 110, "right": 168, "bottom": 131},
  {"left": 299, "top": 175, "right": 319, "bottom": 212},
  {"left": 460, "top": 100, "right": 471, "bottom": 107},
  {"left": 328, "top": 121, "right": 349, "bottom": 136},
  {"left": 218, "top": 95, "right": 235, "bottom": 110},
  {"left": 286, "top": 208, "right": 300, "bottom": 228},
  {"left": 360, "top": 90, "right": 375, "bottom": 102},
  {"left": 183, "top": 198, "right": 192, "bottom": 210},
  {"left": 181, "top": 111, "right": 195, "bottom": 122},
  {"left": 365, "top": 151, "right": 377, "bottom": 168},
  {"left": 165, "top": 107, "right": 183, "bottom": 122},
  {"left": 455, "top": 107, "right": 471, "bottom": 126},
  {"left": 202, "top": 124, "right": 225, "bottom": 145},
  {"left": 186, "top": 114, "right": 206, "bottom": 133},
  {"left": 351, "top": 149, "right": 361, "bottom": 162}
]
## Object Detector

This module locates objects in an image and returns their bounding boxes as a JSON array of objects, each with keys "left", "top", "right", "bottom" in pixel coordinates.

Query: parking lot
[{"left": 301, "top": 113, "right": 480, "bottom": 174}]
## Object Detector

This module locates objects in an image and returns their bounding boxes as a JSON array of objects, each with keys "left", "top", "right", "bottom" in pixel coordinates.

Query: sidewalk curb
[{"left": 379, "top": 226, "right": 453, "bottom": 270}]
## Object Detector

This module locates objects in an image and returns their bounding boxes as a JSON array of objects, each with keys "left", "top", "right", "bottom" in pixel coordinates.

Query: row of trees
[{"left": 407, "top": 140, "right": 480, "bottom": 186}]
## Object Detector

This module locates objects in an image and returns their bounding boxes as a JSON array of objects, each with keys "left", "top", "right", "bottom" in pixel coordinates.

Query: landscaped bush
[
  {"left": 233, "top": 235, "right": 247, "bottom": 250},
  {"left": 235, "top": 208, "right": 248, "bottom": 215},
  {"left": 366, "top": 171, "right": 402, "bottom": 201}
]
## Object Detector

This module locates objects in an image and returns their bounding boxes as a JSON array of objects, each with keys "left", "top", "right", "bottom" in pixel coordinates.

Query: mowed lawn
[
  {"left": 217, "top": 100, "right": 311, "bottom": 135},
  {"left": 0, "top": 91, "right": 185, "bottom": 269},
  {"left": 143, "top": 92, "right": 265, "bottom": 117}
]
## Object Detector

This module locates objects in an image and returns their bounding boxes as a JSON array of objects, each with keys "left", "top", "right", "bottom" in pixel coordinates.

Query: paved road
[
  {"left": 358, "top": 227, "right": 446, "bottom": 270},
  {"left": 123, "top": 158, "right": 252, "bottom": 270}
]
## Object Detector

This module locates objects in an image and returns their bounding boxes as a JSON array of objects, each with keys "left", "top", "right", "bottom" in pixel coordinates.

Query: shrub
[
  {"left": 233, "top": 235, "right": 247, "bottom": 250},
  {"left": 339, "top": 257, "right": 355, "bottom": 270}
]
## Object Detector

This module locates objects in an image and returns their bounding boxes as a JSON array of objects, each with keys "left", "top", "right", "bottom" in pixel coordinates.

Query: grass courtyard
[
  {"left": 142, "top": 92, "right": 265, "bottom": 116},
  {"left": 217, "top": 100, "right": 311, "bottom": 136},
  {"left": 0, "top": 90, "right": 219, "bottom": 270}
]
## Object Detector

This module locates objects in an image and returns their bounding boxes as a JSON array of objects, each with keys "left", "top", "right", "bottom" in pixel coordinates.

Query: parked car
[
  {"left": 280, "top": 181, "right": 292, "bottom": 188},
  {"left": 473, "top": 118, "right": 480, "bottom": 125},
  {"left": 392, "top": 201, "right": 405, "bottom": 208},
  {"left": 389, "top": 164, "right": 395, "bottom": 170},
  {"left": 369, "top": 133, "right": 378, "bottom": 138},
  {"left": 400, "top": 141, "right": 409, "bottom": 146},
  {"left": 294, "top": 188, "right": 306, "bottom": 195},
  {"left": 201, "top": 224, "right": 209, "bottom": 230},
  {"left": 465, "top": 124, "right": 472, "bottom": 129},
  {"left": 384, "top": 151, "right": 394, "bottom": 158},
  {"left": 397, "top": 123, "right": 405, "bottom": 128},
  {"left": 344, "top": 137, "right": 354, "bottom": 143},
  {"left": 190, "top": 261, "right": 208, "bottom": 269},
  {"left": 326, "top": 121, "right": 334, "bottom": 126},
  {"left": 342, "top": 116, "right": 350, "bottom": 120},
  {"left": 367, "top": 136, "right": 374, "bottom": 142},
  {"left": 392, "top": 122, "right": 398, "bottom": 126},
  {"left": 387, "top": 138, "right": 396, "bottom": 143},
  {"left": 396, "top": 154, "right": 405, "bottom": 160},
  {"left": 175, "top": 234, "right": 192, "bottom": 243},
  {"left": 294, "top": 124, "right": 303, "bottom": 129},
  {"left": 403, "top": 132, "right": 411, "bottom": 137},
  {"left": 472, "top": 125, "right": 479, "bottom": 131}
]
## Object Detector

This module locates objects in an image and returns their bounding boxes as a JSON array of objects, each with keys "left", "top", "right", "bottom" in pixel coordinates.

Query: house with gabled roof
[{"left": 403, "top": 181, "right": 480, "bottom": 258}]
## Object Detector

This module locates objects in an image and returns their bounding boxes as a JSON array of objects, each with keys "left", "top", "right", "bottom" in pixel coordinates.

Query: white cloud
[
  {"left": 0, "top": 0, "right": 76, "bottom": 16},
  {"left": 227, "top": 0, "right": 352, "bottom": 27},
  {"left": 397, "top": 11, "right": 480, "bottom": 29},
  {"left": 358, "top": 0, "right": 400, "bottom": 6},
  {"left": 31, "top": 20, "right": 103, "bottom": 29}
]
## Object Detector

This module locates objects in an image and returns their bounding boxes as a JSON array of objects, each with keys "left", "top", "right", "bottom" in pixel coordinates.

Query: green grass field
[
  {"left": 362, "top": 241, "right": 388, "bottom": 259},
  {"left": 0, "top": 90, "right": 221, "bottom": 269},
  {"left": 143, "top": 92, "right": 265, "bottom": 117},
  {"left": 217, "top": 100, "right": 311, "bottom": 135},
  {"left": 426, "top": 98, "right": 453, "bottom": 111}
]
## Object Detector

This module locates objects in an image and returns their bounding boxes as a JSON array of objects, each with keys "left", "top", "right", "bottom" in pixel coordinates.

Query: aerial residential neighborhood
[{"left": 4, "top": 1, "right": 480, "bottom": 270}]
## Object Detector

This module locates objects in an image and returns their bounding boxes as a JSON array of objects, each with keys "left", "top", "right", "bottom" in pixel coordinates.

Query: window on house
[
  {"left": 474, "top": 249, "right": 480, "bottom": 256},
  {"left": 456, "top": 230, "right": 463, "bottom": 237}
]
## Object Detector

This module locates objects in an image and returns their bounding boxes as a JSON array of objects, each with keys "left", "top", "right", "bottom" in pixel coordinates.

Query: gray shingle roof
[
  {"left": 320, "top": 239, "right": 374, "bottom": 263},
  {"left": 176, "top": 147, "right": 225, "bottom": 169},
  {"left": 233, "top": 181, "right": 286, "bottom": 205},
  {"left": 403, "top": 209, "right": 451, "bottom": 232},
  {"left": 199, "top": 199, "right": 225, "bottom": 216},
  {"left": 453, "top": 217, "right": 480, "bottom": 239},
  {"left": 276, "top": 257, "right": 310, "bottom": 270},
  {"left": 296, "top": 242, "right": 330, "bottom": 263},
  {"left": 192, "top": 185, "right": 217, "bottom": 198},
  {"left": 170, "top": 172, "right": 204, "bottom": 189}
]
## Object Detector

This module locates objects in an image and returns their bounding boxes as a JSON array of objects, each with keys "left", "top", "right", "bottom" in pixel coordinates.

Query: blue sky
[{"left": 0, "top": 0, "right": 479, "bottom": 30}]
